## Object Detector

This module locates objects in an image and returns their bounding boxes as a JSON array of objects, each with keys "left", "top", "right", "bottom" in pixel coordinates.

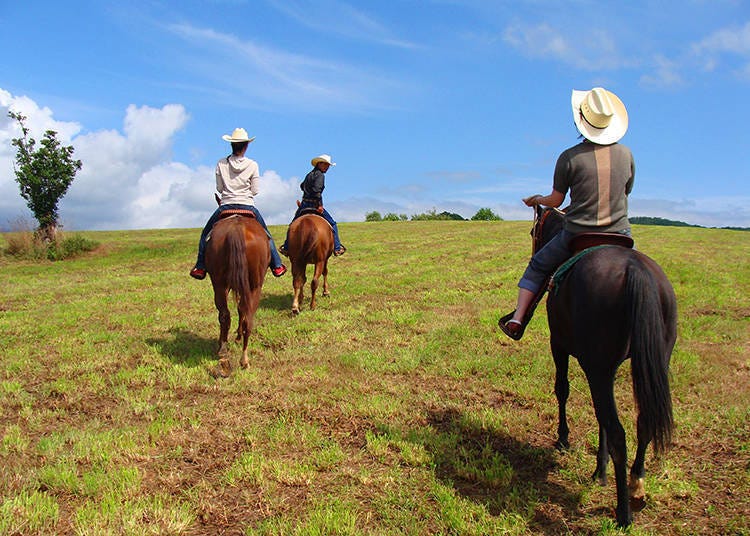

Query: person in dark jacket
[{"left": 279, "top": 154, "right": 347, "bottom": 256}]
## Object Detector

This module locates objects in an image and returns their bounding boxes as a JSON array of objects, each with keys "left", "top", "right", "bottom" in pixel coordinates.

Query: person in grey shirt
[{"left": 499, "top": 87, "right": 634, "bottom": 340}]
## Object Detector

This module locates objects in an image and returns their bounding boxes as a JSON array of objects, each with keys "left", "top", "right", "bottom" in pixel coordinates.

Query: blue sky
[{"left": 1, "top": 0, "right": 749, "bottom": 230}]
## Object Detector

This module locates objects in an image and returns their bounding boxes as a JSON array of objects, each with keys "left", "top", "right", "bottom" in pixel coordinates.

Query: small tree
[
  {"left": 9, "top": 111, "right": 82, "bottom": 242},
  {"left": 365, "top": 211, "right": 382, "bottom": 222},
  {"left": 471, "top": 207, "right": 503, "bottom": 221}
]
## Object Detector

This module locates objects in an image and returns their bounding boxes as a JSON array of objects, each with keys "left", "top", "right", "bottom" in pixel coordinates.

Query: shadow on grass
[
  {"left": 260, "top": 292, "right": 292, "bottom": 311},
  {"left": 147, "top": 328, "right": 217, "bottom": 367},
  {"left": 425, "top": 407, "right": 582, "bottom": 535}
]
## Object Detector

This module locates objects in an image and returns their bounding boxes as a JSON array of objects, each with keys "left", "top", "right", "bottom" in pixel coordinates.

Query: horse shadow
[
  {"left": 422, "top": 407, "right": 583, "bottom": 535},
  {"left": 146, "top": 328, "right": 217, "bottom": 367},
  {"left": 260, "top": 292, "right": 291, "bottom": 311}
]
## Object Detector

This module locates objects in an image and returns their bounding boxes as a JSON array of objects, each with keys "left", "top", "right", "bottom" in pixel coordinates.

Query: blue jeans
[
  {"left": 281, "top": 200, "right": 343, "bottom": 251},
  {"left": 195, "top": 204, "right": 283, "bottom": 270},
  {"left": 518, "top": 228, "right": 632, "bottom": 293}
]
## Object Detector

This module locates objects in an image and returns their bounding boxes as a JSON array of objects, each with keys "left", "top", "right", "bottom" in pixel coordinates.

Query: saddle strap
[
  {"left": 219, "top": 209, "right": 256, "bottom": 220},
  {"left": 550, "top": 245, "right": 612, "bottom": 294}
]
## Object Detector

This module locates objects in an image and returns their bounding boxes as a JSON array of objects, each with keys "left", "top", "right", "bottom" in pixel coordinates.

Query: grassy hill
[{"left": 0, "top": 221, "right": 748, "bottom": 534}]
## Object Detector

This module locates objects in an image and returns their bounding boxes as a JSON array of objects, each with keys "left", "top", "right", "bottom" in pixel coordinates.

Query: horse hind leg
[
  {"left": 291, "top": 267, "right": 306, "bottom": 314},
  {"left": 588, "top": 376, "right": 632, "bottom": 527},
  {"left": 552, "top": 345, "right": 570, "bottom": 450},
  {"left": 321, "top": 260, "right": 330, "bottom": 297},
  {"left": 309, "top": 262, "right": 323, "bottom": 310},
  {"left": 214, "top": 287, "right": 231, "bottom": 358},
  {"left": 593, "top": 425, "right": 609, "bottom": 486},
  {"left": 628, "top": 412, "right": 651, "bottom": 511}
]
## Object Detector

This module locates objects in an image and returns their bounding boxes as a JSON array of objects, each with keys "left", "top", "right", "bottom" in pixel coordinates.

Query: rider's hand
[
  {"left": 523, "top": 195, "right": 541, "bottom": 207},
  {"left": 317, "top": 205, "right": 324, "bottom": 214}
]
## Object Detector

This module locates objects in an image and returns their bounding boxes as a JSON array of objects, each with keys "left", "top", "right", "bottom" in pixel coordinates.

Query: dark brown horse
[
  {"left": 205, "top": 214, "right": 270, "bottom": 374},
  {"left": 287, "top": 213, "right": 334, "bottom": 314},
  {"left": 533, "top": 205, "right": 677, "bottom": 527}
]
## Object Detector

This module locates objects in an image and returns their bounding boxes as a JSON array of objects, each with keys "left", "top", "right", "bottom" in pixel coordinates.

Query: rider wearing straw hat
[
  {"left": 279, "top": 154, "right": 347, "bottom": 257},
  {"left": 499, "top": 87, "right": 634, "bottom": 340},
  {"left": 190, "top": 127, "right": 287, "bottom": 280}
]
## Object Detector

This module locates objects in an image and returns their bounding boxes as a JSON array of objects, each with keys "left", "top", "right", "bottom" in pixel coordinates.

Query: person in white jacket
[{"left": 190, "top": 128, "right": 286, "bottom": 280}]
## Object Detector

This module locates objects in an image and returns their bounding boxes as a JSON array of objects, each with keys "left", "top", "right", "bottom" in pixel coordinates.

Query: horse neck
[{"left": 532, "top": 207, "right": 564, "bottom": 254}]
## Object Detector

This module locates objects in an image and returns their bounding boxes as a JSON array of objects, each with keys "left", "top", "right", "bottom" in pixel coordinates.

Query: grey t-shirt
[{"left": 553, "top": 141, "right": 634, "bottom": 234}]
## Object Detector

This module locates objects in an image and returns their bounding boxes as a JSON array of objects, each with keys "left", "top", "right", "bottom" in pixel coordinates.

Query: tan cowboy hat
[
  {"left": 221, "top": 127, "right": 255, "bottom": 143},
  {"left": 311, "top": 154, "right": 336, "bottom": 167},
  {"left": 571, "top": 87, "right": 628, "bottom": 145}
]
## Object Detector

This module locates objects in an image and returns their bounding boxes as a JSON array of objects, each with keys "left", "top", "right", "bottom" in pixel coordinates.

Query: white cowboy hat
[
  {"left": 571, "top": 87, "right": 628, "bottom": 145},
  {"left": 221, "top": 127, "right": 255, "bottom": 143},
  {"left": 311, "top": 154, "right": 336, "bottom": 167}
]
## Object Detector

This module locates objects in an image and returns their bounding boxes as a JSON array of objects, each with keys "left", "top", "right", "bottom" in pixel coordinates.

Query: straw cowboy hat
[
  {"left": 571, "top": 87, "right": 628, "bottom": 145},
  {"left": 311, "top": 154, "right": 336, "bottom": 167},
  {"left": 221, "top": 128, "right": 255, "bottom": 143}
]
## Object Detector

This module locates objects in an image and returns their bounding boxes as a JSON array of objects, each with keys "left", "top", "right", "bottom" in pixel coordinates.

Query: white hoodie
[{"left": 215, "top": 155, "right": 260, "bottom": 205}]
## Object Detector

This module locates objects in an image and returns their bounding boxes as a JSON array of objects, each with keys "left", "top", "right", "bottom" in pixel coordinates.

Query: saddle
[
  {"left": 206, "top": 210, "right": 257, "bottom": 243},
  {"left": 297, "top": 207, "right": 323, "bottom": 217},
  {"left": 569, "top": 232, "right": 633, "bottom": 254}
]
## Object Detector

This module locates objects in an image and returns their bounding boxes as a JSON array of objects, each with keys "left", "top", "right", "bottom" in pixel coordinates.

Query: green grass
[{"left": 0, "top": 221, "right": 748, "bottom": 535}]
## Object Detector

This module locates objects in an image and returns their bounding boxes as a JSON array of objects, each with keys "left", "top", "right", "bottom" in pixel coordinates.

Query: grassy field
[{"left": 0, "top": 220, "right": 748, "bottom": 535}]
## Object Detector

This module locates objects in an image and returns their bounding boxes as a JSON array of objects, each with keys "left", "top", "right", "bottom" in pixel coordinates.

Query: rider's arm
[{"left": 523, "top": 190, "right": 565, "bottom": 208}]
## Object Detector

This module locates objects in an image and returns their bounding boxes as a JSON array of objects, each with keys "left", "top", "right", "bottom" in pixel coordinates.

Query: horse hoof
[
  {"left": 554, "top": 439, "right": 569, "bottom": 451},
  {"left": 629, "top": 495, "right": 646, "bottom": 512},
  {"left": 592, "top": 471, "right": 607, "bottom": 486},
  {"left": 292, "top": 308, "right": 300, "bottom": 315},
  {"left": 210, "top": 359, "right": 232, "bottom": 379}
]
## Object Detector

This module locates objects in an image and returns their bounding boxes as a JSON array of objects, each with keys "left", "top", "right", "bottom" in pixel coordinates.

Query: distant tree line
[
  {"left": 364, "top": 211, "right": 748, "bottom": 230},
  {"left": 629, "top": 216, "right": 699, "bottom": 227},
  {"left": 365, "top": 208, "right": 503, "bottom": 222}
]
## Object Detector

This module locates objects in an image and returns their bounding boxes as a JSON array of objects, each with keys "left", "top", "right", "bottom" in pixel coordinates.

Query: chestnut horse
[
  {"left": 287, "top": 213, "right": 334, "bottom": 314},
  {"left": 205, "top": 214, "right": 270, "bottom": 374},
  {"left": 533, "top": 205, "right": 677, "bottom": 527}
]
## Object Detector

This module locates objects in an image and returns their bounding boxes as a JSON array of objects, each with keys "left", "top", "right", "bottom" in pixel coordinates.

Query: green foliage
[
  {"left": 410, "top": 209, "right": 465, "bottom": 221},
  {"left": 8, "top": 111, "right": 82, "bottom": 239},
  {"left": 471, "top": 207, "right": 503, "bottom": 221},
  {"left": 630, "top": 216, "right": 699, "bottom": 227},
  {"left": 2, "top": 228, "right": 98, "bottom": 261},
  {"left": 365, "top": 210, "right": 382, "bottom": 222},
  {"left": 383, "top": 212, "right": 408, "bottom": 221}
]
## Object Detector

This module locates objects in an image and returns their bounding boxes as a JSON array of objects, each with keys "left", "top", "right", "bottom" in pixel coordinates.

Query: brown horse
[
  {"left": 287, "top": 213, "right": 334, "bottom": 314},
  {"left": 205, "top": 214, "right": 270, "bottom": 375},
  {"left": 533, "top": 205, "right": 677, "bottom": 527}
]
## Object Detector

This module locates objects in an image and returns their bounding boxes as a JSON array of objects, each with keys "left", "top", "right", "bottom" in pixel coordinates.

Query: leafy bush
[
  {"left": 3, "top": 229, "right": 98, "bottom": 261},
  {"left": 471, "top": 208, "right": 503, "bottom": 221}
]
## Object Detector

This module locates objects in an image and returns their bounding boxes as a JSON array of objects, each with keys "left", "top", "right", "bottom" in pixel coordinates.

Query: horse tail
[
  {"left": 626, "top": 259, "right": 674, "bottom": 454},
  {"left": 225, "top": 222, "right": 251, "bottom": 307}
]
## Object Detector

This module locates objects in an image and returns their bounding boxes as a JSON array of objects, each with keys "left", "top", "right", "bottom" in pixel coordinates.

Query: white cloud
[
  {"left": 0, "top": 89, "right": 301, "bottom": 231},
  {"left": 267, "top": 0, "right": 420, "bottom": 50},
  {"left": 639, "top": 55, "right": 685, "bottom": 89},
  {"left": 162, "top": 22, "right": 406, "bottom": 114},
  {"left": 502, "top": 22, "right": 624, "bottom": 70},
  {"left": 691, "top": 21, "right": 750, "bottom": 76}
]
